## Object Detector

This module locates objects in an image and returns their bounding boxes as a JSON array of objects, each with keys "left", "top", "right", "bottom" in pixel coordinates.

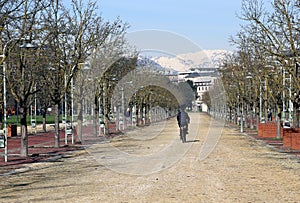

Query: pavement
[
  {"left": 226, "top": 123, "right": 300, "bottom": 159},
  {"left": 1, "top": 120, "right": 300, "bottom": 175},
  {"left": 0, "top": 123, "right": 121, "bottom": 174}
]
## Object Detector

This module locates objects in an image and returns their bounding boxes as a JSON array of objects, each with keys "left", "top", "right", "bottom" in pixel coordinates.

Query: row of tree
[
  {"left": 0, "top": 0, "right": 195, "bottom": 157},
  {"left": 76, "top": 55, "right": 195, "bottom": 138},
  {"left": 215, "top": 0, "right": 300, "bottom": 130},
  {"left": 0, "top": 0, "right": 131, "bottom": 156}
]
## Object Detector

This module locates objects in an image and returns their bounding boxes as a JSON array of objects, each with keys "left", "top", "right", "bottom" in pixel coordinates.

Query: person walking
[{"left": 176, "top": 108, "right": 190, "bottom": 142}]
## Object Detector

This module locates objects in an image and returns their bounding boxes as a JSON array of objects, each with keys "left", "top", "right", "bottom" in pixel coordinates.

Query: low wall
[
  {"left": 257, "top": 122, "right": 279, "bottom": 138},
  {"left": 257, "top": 122, "right": 300, "bottom": 150},
  {"left": 282, "top": 128, "right": 300, "bottom": 150}
]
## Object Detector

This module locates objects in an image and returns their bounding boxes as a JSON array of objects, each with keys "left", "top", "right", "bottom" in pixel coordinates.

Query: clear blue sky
[{"left": 97, "top": 0, "right": 245, "bottom": 51}]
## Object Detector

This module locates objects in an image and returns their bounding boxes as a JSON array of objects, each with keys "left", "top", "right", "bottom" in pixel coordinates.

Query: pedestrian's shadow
[{"left": 185, "top": 140, "right": 200, "bottom": 143}]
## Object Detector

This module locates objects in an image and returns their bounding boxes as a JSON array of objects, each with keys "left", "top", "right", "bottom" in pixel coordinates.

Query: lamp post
[
  {"left": 121, "top": 87, "right": 125, "bottom": 130},
  {"left": 257, "top": 76, "right": 266, "bottom": 124},
  {"left": 240, "top": 98, "right": 244, "bottom": 133},
  {"left": 0, "top": 37, "right": 34, "bottom": 162},
  {"left": 99, "top": 93, "right": 103, "bottom": 136},
  {"left": 2, "top": 59, "right": 7, "bottom": 162},
  {"left": 71, "top": 77, "right": 74, "bottom": 143},
  {"left": 246, "top": 74, "right": 253, "bottom": 129},
  {"left": 30, "top": 84, "right": 37, "bottom": 134},
  {"left": 65, "top": 76, "right": 75, "bottom": 144},
  {"left": 34, "top": 84, "right": 37, "bottom": 132},
  {"left": 259, "top": 82, "right": 262, "bottom": 123},
  {"left": 65, "top": 63, "right": 87, "bottom": 144},
  {"left": 288, "top": 74, "right": 293, "bottom": 122},
  {"left": 282, "top": 67, "right": 293, "bottom": 122},
  {"left": 64, "top": 72, "right": 67, "bottom": 144},
  {"left": 103, "top": 82, "right": 106, "bottom": 135}
]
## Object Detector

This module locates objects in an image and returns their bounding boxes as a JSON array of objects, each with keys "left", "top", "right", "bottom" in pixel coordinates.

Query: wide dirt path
[{"left": 1, "top": 113, "right": 300, "bottom": 202}]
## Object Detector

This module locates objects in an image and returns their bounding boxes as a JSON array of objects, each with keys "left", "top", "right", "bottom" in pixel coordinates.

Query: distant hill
[
  {"left": 152, "top": 50, "right": 231, "bottom": 72},
  {"left": 137, "top": 55, "right": 178, "bottom": 75}
]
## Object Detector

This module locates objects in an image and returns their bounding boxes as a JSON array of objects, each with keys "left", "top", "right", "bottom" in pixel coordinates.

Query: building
[{"left": 178, "top": 68, "right": 219, "bottom": 111}]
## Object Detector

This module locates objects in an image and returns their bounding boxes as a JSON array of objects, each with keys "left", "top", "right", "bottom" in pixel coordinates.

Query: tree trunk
[
  {"left": 136, "top": 104, "right": 139, "bottom": 125},
  {"left": 104, "top": 101, "right": 109, "bottom": 134},
  {"left": 264, "top": 105, "right": 268, "bottom": 123},
  {"left": 296, "top": 109, "right": 300, "bottom": 128},
  {"left": 54, "top": 103, "right": 60, "bottom": 148},
  {"left": 256, "top": 106, "right": 259, "bottom": 130},
  {"left": 116, "top": 105, "right": 120, "bottom": 131},
  {"left": 20, "top": 107, "right": 28, "bottom": 157},
  {"left": 42, "top": 109, "right": 47, "bottom": 132},
  {"left": 249, "top": 105, "right": 254, "bottom": 129},
  {"left": 93, "top": 102, "right": 98, "bottom": 136},
  {"left": 276, "top": 105, "right": 281, "bottom": 139}
]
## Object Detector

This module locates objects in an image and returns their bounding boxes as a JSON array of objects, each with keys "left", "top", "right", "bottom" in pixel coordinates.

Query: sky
[{"left": 97, "top": 0, "right": 246, "bottom": 51}]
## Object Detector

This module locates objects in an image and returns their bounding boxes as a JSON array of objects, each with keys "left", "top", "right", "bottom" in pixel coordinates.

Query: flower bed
[
  {"left": 291, "top": 132, "right": 300, "bottom": 150},
  {"left": 257, "top": 122, "right": 278, "bottom": 138},
  {"left": 282, "top": 128, "right": 300, "bottom": 150}
]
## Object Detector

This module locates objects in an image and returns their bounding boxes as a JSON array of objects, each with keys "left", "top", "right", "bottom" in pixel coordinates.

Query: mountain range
[{"left": 152, "top": 50, "right": 230, "bottom": 72}]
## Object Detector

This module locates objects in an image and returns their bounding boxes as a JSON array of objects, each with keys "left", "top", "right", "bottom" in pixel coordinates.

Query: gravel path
[{"left": 1, "top": 113, "right": 300, "bottom": 202}]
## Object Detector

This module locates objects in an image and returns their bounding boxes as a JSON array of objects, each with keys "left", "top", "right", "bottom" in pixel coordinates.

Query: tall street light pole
[
  {"left": 64, "top": 72, "right": 67, "bottom": 144},
  {"left": 259, "top": 83, "right": 262, "bottom": 123},
  {"left": 103, "top": 82, "right": 106, "bottom": 135},
  {"left": 71, "top": 77, "right": 74, "bottom": 144},
  {"left": 1, "top": 38, "right": 20, "bottom": 162},
  {"left": 2, "top": 60, "right": 7, "bottom": 162},
  {"left": 30, "top": 84, "right": 37, "bottom": 134},
  {"left": 120, "top": 81, "right": 133, "bottom": 130},
  {"left": 121, "top": 87, "right": 125, "bottom": 131},
  {"left": 65, "top": 64, "right": 81, "bottom": 144},
  {"left": 0, "top": 37, "right": 33, "bottom": 162}
]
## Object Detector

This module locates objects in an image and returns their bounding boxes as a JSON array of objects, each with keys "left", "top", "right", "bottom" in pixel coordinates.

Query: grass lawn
[{"left": 5, "top": 115, "right": 75, "bottom": 126}]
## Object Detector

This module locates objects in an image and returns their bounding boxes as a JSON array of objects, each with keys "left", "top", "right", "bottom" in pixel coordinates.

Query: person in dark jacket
[{"left": 177, "top": 108, "right": 190, "bottom": 128}]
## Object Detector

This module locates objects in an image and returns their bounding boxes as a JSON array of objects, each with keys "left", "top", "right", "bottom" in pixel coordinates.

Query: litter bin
[{"left": 8, "top": 124, "right": 17, "bottom": 137}]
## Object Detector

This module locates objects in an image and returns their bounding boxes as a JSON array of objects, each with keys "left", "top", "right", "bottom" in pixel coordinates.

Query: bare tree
[
  {"left": 1, "top": 0, "right": 52, "bottom": 157},
  {"left": 66, "top": 0, "right": 131, "bottom": 140},
  {"left": 231, "top": 0, "right": 300, "bottom": 127}
]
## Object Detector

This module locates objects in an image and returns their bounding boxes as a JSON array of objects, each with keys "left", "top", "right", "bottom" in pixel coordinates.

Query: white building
[{"left": 178, "top": 68, "right": 219, "bottom": 111}]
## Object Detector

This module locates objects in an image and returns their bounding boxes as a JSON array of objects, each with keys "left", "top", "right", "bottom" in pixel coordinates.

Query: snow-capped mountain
[
  {"left": 152, "top": 50, "right": 230, "bottom": 72},
  {"left": 137, "top": 55, "right": 178, "bottom": 75}
]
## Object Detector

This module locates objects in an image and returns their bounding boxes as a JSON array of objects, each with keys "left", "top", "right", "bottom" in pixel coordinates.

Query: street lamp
[
  {"left": 65, "top": 63, "right": 87, "bottom": 144},
  {"left": 30, "top": 84, "right": 37, "bottom": 134},
  {"left": 120, "top": 81, "right": 133, "bottom": 131},
  {"left": 121, "top": 87, "right": 125, "bottom": 130},
  {"left": 245, "top": 74, "right": 253, "bottom": 129},
  {"left": 100, "top": 76, "right": 118, "bottom": 135},
  {"left": 282, "top": 67, "right": 293, "bottom": 122},
  {"left": 0, "top": 37, "right": 35, "bottom": 162},
  {"left": 102, "top": 81, "right": 106, "bottom": 135},
  {"left": 71, "top": 77, "right": 74, "bottom": 141}
]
